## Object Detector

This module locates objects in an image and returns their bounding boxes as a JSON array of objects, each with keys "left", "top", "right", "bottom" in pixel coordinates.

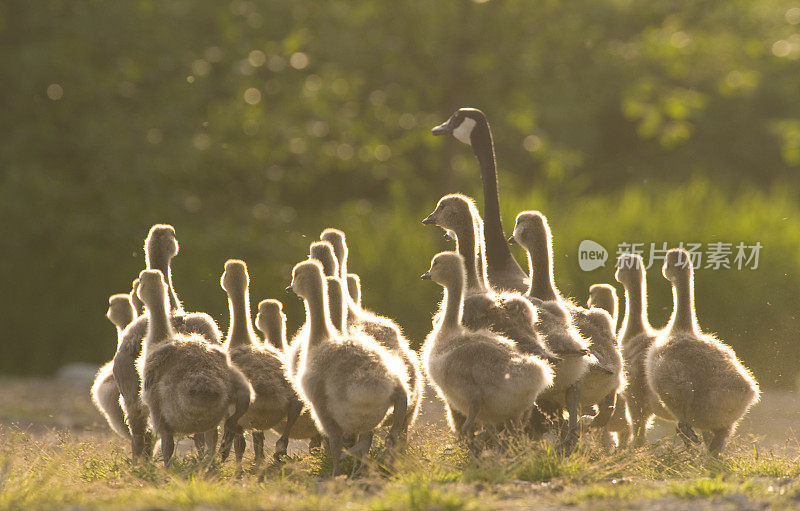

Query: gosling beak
[
  {"left": 420, "top": 271, "right": 431, "bottom": 280},
  {"left": 507, "top": 235, "right": 516, "bottom": 245},
  {"left": 431, "top": 118, "right": 456, "bottom": 136},
  {"left": 421, "top": 213, "right": 436, "bottom": 225},
  {"left": 285, "top": 285, "right": 293, "bottom": 293}
]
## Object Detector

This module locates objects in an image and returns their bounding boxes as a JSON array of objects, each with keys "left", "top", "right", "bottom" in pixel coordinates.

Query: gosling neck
[
  {"left": 264, "top": 320, "right": 287, "bottom": 352},
  {"left": 327, "top": 279, "right": 346, "bottom": 333},
  {"left": 667, "top": 271, "right": 699, "bottom": 334},
  {"left": 143, "top": 291, "right": 173, "bottom": 354},
  {"left": 439, "top": 273, "right": 465, "bottom": 333},
  {"left": 523, "top": 236, "right": 559, "bottom": 302},
  {"left": 620, "top": 277, "right": 651, "bottom": 342},
  {"left": 453, "top": 217, "right": 487, "bottom": 293},
  {"left": 148, "top": 253, "right": 181, "bottom": 312},
  {"left": 304, "top": 279, "right": 335, "bottom": 347},
  {"left": 115, "top": 326, "right": 126, "bottom": 348},
  {"left": 225, "top": 285, "right": 256, "bottom": 348}
]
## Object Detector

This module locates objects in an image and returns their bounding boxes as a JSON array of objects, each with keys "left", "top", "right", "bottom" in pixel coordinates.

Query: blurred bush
[{"left": 1, "top": 0, "right": 799, "bottom": 386}]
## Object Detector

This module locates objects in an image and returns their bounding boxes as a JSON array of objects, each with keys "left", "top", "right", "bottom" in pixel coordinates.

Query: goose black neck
[{"left": 471, "top": 120, "right": 518, "bottom": 273}]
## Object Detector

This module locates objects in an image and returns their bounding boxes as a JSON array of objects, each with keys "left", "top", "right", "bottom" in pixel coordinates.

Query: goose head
[
  {"left": 663, "top": 248, "right": 692, "bottom": 283},
  {"left": 587, "top": 284, "right": 617, "bottom": 314},
  {"left": 508, "top": 210, "right": 550, "bottom": 250},
  {"left": 421, "top": 251, "right": 465, "bottom": 288},
  {"left": 614, "top": 253, "right": 645, "bottom": 288},
  {"left": 221, "top": 259, "right": 249, "bottom": 296},
  {"left": 309, "top": 241, "right": 339, "bottom": 278},
  {"left": 136, "top": 269, "right": 168, "bottom": 308},
  {"left": 145, "top": 224, "right": 179, "bottom": 264},
  {"left": 320, "top": 228, "right": 348, "bottom": 277},
  {"left": 107, "top": 293, "right": 136, "bottom": 329},
  {"left": 422, "top": 194, "right": 476, "bottom": 235},
  {"left": 288, "top": 259, "right": 325, "bottom": 302},
  {"left": 256, "top": 298, "right": 286, "bottom": 347},
  {"left": 432, "top": 108, "right": 486, "bottom": 146}
]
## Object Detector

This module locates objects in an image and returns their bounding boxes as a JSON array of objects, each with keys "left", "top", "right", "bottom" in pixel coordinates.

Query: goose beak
[
  {"left": 420, "top": 271, "right": 431, "bottom": 280},
  {"left": 431, "top": 118, "right": 455, "bottom": 136},
  {"left": 285, "top": 285, "right": 293, "bottom": 293},
  {"left": 421, "top": 213, "right": 436, "bottom": 225},
  {"left": 507, "top": 235, "right": 516, "bottom": 245}
]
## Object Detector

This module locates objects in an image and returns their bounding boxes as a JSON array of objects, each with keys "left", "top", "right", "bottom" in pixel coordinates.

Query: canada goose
[
  {"left": 91, "top": 294, "right": 138, "bottom": 439},
  {"left": 112, "top": 224, "right": 222, "bottom": 463},
  {"left": 219, "top": 260, "right": 302, "bottom": 470},
  {"left": 422, "top": 193, "right": 558, "bottom": 365},
  {"left": 646, "top": 249, "right": 759, "bottom": 455},
  {"left": 587, "top": 284, "right": 619, "bottom": 331},
  {"left": 347, "top": 273, "right": 361, "bottom": 308},
  {"left": 280, "top": 240, "right": 341, "bottom": 376},
  {"left": 255, "top": 299, "right": 323, "bottom": 450},
  {"left": 421, "top": 252, "right": 553, "bottom": 442},
  {"left": 136, "top": 269, "right": 252, "bottom": 466},
  {"left": 288, "top": 260, "right": 409, "bottom": 476},
  {"left": 615, "top": 253, "right": 675, "bottom": 446},
  {"left": 432, "top": 108, "right": 527, "bottom": 292},
  {"left": 320, "top": 228, "right": 425, "bottom": 429},
  {"left": 510, "top": 212, "right": 624, "bottom": 419}
]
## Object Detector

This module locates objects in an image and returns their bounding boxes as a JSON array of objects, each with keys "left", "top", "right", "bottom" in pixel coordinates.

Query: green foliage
[
  {"left": 669, "top": 477, "right": 732, "bottom": 498},
  {"left": 1, "top": 0, "right": 800, "bottom": 385}
]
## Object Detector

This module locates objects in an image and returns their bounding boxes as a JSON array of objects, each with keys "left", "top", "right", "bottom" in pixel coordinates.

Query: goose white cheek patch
[{"left": 452, "top": 117, "right": 476, "bottom": 145}]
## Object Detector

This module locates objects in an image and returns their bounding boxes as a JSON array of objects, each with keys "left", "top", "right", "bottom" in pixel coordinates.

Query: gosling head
[
  {"left": 663, "top": 248, "right": 693, "bottom": 283},
  {"left": 421, "top": 251, "right": 466, "bottom": 288},
  {"left": 107, "top": 294, "right": 136, "bottom": 330},
  {"left": 422, "top": 193, "right": 475, "bottom": 232},
  {"left": 508, "top": 211, "right": 550, "bottom": 250},
  {"left": 431, "top": 107, "right": 486, "bottom": 146},
  {"left": 614, "top": 253, "right": 645, "bottom": 288},
  {"left": 136, "top": 269, "right": 167, "bottom": 307},
  {"left": 320, "top": 228, "right": 347, "bottom": 273},
  {"left": 145, "top": 224, "right": 179, "bottom": 265},
  {"left": 309, "top": 241, "right": 339, "bottom": 278},
  {"left": 287, "top": 259, "right": 326, "bottom": 302},
  {"left": 256, "top": 299, "right": 285, "bottom": 348},
  {"left": 220, "top": 259, "right": 249, "bottom": 296},
  {"left": 256, "top": 299, "right": 284, "bottom": 333},
  {"left": 587, "top": 284, "right": 617, "bottom": 315}
]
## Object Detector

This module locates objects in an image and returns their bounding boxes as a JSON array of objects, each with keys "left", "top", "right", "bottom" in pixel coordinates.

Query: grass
[{"left": 2, "top": 424, "right": 800, "bottom": 510}]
